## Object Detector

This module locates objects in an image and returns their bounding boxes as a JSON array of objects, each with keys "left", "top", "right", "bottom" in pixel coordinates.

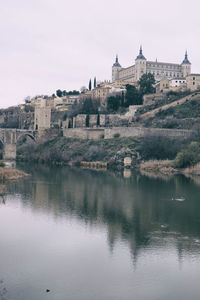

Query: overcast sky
[{"left": 0, "top": 0, "right": 199, "bottom": 108}]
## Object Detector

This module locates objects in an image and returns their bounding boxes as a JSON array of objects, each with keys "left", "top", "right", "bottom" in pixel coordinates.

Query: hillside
[{"left": 135, "top": 91, "right": 200, "bottom": 129}]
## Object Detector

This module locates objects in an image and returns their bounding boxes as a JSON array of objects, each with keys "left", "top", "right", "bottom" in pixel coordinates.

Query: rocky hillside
[{"left": 135, "top": 91, "right": 200, "bottom": 129}]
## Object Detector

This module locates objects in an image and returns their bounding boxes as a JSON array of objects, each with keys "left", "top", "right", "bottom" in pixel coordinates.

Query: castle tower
[
  {"left": 181, "top": 51, "right": 191, "bottom": 77},
  {"left": 112, "top": 55, "right": 122, "bottom": 82},
  {"left": 135, "top": 46, "right": 147, "bottom": 81}
]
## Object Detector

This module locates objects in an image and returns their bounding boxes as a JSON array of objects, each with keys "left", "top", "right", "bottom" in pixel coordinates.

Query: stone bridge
[{"left": 0, "top": 129, "right": 38, "bottom": 160}]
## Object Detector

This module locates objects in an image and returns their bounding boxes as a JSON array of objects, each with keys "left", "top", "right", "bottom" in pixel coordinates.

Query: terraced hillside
[{"left": 135, "top": 92, "right": 200, "bottom": 129}]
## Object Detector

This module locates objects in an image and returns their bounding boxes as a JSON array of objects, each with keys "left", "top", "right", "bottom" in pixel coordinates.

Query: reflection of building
[
  {"left": 112, "top": 47, "right": 191, "bottom": 83},
  {"left": 9, "top": 166, "right": 200, "bottom": 268}
]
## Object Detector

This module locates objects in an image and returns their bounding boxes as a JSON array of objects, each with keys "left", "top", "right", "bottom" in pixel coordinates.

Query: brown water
[{"left": 0, "top": 164, "right": 200, "bottom": 299}]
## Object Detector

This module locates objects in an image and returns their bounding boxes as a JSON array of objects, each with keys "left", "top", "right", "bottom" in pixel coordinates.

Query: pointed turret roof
[
  {"left": 113, "top": 55, "right": 121, "bottom": 67},
  {"left": 136, "top": 46, "right": 146, "bottom": 60},
  {"left": 182, "top": 51, "right": 191, "bottom": 65}
]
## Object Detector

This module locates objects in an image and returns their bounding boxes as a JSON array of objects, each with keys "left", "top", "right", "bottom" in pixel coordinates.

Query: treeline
[
  {"left": 138, "top": 124, "right": 200, "bottom": 169},
  {"left": 54, "top": 89, "right": 80, "bottom": 97},
  {"left": 107, "top": 73, "right": 155, "bottom": 112}
]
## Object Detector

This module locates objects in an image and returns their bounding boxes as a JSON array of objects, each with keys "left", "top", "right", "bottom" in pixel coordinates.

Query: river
[{"left": 0, "top": 165, "right": 200, "bottom": 300}]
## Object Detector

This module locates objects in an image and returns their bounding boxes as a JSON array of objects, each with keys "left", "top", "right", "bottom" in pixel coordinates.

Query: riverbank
[
  {"left": 0, "top": 167, "right": 28, "bottom": 181},
  {"left": 139, "top": 160, "right": 200, "bottom": 176},
  {"left": 17, "top": 135, "right": 200, "bottom": 173},
  {"left": 17, "top": 136, "right": 140, "bottom": 170}
]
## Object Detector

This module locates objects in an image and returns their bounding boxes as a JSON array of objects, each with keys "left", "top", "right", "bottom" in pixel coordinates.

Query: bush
[
  {"left": 107, "top": 95, "right": 122, "bottom": 111},
  {"left": 138, "top": 135, "right": 183, "bottom": 160},
  {"left": 174, "top": 142, "right": 200, "bottom": 168},
  {"left": 83, "top": 146, "right": 106, "bottom": 161},
  {"left": 113, "top": 133, "right": 120, "bottom": 138}
]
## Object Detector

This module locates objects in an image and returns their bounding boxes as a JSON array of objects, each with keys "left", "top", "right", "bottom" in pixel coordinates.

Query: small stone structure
[{"left": 124, "top": 157, "right": 132, "bottom": 168}]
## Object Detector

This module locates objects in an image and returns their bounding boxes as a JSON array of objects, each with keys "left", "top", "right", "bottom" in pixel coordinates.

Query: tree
[
  {"left": 125, "top": 85, "right": 142, "bottom": 107},
  {"left": 138, "top": 73, "right": 156, "bottom": 95},
  {"left": 107, "top": 95, "right": 121, "bottom": 111},
  {"left": 97, "top": 113, "right": 100, "bottom": 126},
  {"left": 86, "top": 114, "right": 90, "bottom": 127},
  {"left": 56, "top": 89, "right": 63, "bottom": 97},
  {"left": 94, "top": 77, "right": 97, "bottom": 88},
  {"left": 62, "top": 90, "right": 67, "bottom": 96},
  {"left": 89, "top": 79, "right": 92, "bottom": 91},
  {"left": 82, "top": 98, "right": 98, "bottom": 114}
]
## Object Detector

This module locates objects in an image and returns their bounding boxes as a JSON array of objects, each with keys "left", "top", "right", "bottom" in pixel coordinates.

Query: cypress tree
[
  {"left": 94, "top": 77, "right": 96, "bottom": 88},
  {"left": 89, "top": 79, "right": 92, "bottom": 91}
]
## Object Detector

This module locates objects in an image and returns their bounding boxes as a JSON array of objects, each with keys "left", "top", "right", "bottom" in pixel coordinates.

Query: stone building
[
  {"left": 91, "top": 83, "right": 126, "bottom": 104},
  {"left": 186, "top": 74, "right": 200, "bottom": 91},
  {"left": 34, "top": 99, "right": 51, "bottom": 130},
  {"left": 112, "top": 47, "right": 191, "bottom": 83}
]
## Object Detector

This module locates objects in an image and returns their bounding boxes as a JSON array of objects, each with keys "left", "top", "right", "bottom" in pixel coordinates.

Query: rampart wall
[{"left": 63, "top": 127, "right": 191, "bottom": 140}]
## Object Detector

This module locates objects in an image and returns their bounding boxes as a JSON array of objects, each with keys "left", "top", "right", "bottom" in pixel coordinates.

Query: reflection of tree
[
  {"left": 7, "top": 165, "right": 200, "bottom": 264},
  {"left": 0, "top": 279, "right": 7, "bottom": 300}
]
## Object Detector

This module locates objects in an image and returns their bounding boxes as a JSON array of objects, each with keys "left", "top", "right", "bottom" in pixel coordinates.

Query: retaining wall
[
  {"left": 63, "top": 128, "right": 104, "bottom": 140},
  {"left": 62, "top": 127, "right": 192, "bottom": 140},
  {"left": 104, "top": 127, "right": 191, "bottom": 139}
]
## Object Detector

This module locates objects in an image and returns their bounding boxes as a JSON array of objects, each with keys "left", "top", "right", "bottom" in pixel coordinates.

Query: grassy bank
[
  {"left": 17, "top": 136, "right": 140, "bottom": 170},
  {"left": 0, "top": 168, "right": 28, "bottom": 181},
  {"left": 17, "top": 133, "right": 200, "bottom": 173}
]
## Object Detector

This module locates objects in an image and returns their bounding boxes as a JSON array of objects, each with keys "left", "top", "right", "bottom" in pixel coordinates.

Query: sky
[{"left": 0, "top": 0, "right": 199, "bottom": 108}]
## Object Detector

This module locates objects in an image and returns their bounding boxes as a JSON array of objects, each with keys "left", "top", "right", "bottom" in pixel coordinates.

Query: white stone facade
[{"left": 112, "top": 47, "right": 191, "bottom": 83}]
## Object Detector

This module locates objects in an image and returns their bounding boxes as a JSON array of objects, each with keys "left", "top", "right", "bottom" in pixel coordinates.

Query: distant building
[
  {"left": 186, "top": 74, "right": 200, "bottom": 91},
  {"left": 112, "top": 47, "right": 191, "bottom": 83},
  {"left": 91, "top": 82, "right": 125, "bottom": 104}
]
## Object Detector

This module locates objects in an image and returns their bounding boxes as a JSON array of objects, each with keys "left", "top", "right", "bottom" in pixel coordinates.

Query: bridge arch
[{"left": 16, "top": 133, "right": 36, "bottom": 143}]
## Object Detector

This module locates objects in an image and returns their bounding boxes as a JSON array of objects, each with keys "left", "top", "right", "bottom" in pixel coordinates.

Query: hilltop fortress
[{"left": 112, "top": 47, "right": 191, "bottom": 83}]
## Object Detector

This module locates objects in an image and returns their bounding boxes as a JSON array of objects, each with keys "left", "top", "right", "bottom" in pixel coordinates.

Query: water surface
[{"left": 0, "top": 165, "right": 200, "bottom": 299}]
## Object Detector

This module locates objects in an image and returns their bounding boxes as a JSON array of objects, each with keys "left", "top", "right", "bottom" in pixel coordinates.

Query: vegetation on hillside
[{"left": 17, "top": 136, "right": 140, "bottom": 169}]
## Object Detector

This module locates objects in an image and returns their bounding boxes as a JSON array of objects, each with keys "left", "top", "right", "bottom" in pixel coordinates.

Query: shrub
[
  {"left": 174, "top": 142, "right": 200, "bottom": 168},
  {"left": 138, "top": 135, "right": 183, "bottom": 160},
  {"left": 113, "top": 133, "right": 120, "bottom": 138},
  {"left": 83, "top": 145, "right": 106, "bottom": 162},
  {"left": 107, "top": 95, "right": 122, "bottom": 111}
]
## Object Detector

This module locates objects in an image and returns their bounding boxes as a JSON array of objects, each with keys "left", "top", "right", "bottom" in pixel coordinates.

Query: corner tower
[
  {"left": 112, "top": 55, "right": 122, "bottom": 82},
  {"left": 135, "top": 46, "right": 147, "bottom": 81},
  {"left": 181, "top": 51, "right": 191, "bottom": 77}
]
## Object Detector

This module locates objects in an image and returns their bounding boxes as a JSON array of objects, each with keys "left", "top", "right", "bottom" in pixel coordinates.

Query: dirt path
[{"left": 140, "top": 92, "right": 200, "bottom": 120}]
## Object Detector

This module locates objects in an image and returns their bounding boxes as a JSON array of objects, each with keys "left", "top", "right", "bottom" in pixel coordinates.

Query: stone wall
[
  {"left": 73, "top": 109, "right": 141, "bottom": 128},
  {"left": 73, "top": 114, "right": 87, "bottom": 128},
  {"left": 104, "top": 127, "right": 191, "bottom": 139},
  {"left": 62, "top": 127, "right": 191, "bottom": 140},
  {"left": 63, "top": 128, "right": 104, "bottom": 140}
]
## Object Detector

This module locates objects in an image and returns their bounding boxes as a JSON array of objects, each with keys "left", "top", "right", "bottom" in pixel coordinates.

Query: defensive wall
[
  {"left": 63, "top": 128, "right": 104, "bottom": 140},
  {"left": 63, "top": 127, "right": 191, "bottom": 140}
]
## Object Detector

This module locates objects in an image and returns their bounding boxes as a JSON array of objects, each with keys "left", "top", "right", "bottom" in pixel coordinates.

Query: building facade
[
  {"left": 186, "top": 74, "right": 200, "bottom": 91},
  {"left": 112, "top": 47, "right": 191, "bottom": 83}
]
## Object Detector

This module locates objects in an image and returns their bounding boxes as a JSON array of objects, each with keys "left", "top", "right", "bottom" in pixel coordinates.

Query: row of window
[
  {"left": 149, "top": 70, "right": 183, "bottom": 77},
  {"left": 147, "top": 64, "right": 181, "bottom": 70}
]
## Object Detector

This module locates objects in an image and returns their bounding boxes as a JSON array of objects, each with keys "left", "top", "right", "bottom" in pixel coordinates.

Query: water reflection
[{"left": 5, "top": 164, "right": 200, "bottom": 265}]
